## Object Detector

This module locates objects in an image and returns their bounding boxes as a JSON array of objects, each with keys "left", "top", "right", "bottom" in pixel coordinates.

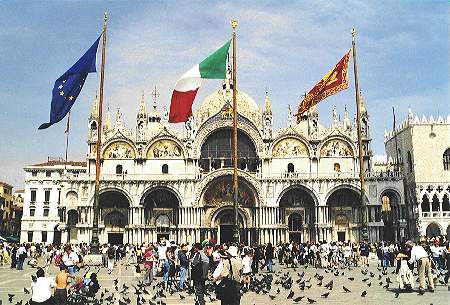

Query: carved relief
[
  {"left": 272, "top": 138, "right": 309, "bottom": 157},
  {"left": 203, "top": 176, "right": 255, "bottom": 207},
  {"left": 147, "top": 139, "right": 183, "bottom": 159},
  {"left": 320, "top": 139, "right": 353, "bottom": 157},
  {"left": 103, "top": 141, "right": 135, "bottom": 159}
]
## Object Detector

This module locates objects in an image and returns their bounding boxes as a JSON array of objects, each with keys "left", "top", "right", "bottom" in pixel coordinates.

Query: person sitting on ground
[{"left": 31, "top": 268, "right": 56, "bottom": 305}]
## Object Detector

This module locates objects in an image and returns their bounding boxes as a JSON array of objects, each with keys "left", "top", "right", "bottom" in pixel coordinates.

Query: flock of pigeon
[{"left": 2, "top": 263, "right": 447, "bottom": 305}]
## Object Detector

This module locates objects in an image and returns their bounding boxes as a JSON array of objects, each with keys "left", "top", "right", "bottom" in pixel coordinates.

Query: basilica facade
[{"left": 21, "top": 79, "right": 408, "bottom": 245}]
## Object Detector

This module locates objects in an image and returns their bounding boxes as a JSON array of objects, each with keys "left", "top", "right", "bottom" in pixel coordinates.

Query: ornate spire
[
  {"left": 138, "top": 91, "right": 147, "bottom": 118},
  {"left": 359, "top": 91, "right": 368, "bottom": 117},
  {"left": 148, "top": 86, "right": 161, "bottom": 123},
  {"left": 90, "top": 91, "right": 99, "bottom": 119},
  {"left": 114, "top": 108, "right": 123, "bottom": 130},
  {"left": 343, "top": 105, "right": 351, "bottom": 130},
  {"left": 104, "top": 106, "right": 111, "bottom": 131},
  {"left": 222, "top": 61, "right": 233, "bottom": 91},
  {"left": 263, "top": 90, "right": 272, "bottom": 115}
]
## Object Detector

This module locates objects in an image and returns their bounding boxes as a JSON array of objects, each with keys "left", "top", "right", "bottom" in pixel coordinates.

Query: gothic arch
[
  {"left": 276, "top": 184, "right": 319, "bottom": 207},
  {"left": 270, "top": 135, "right": 311, "bottom": 158},
  {"left": 194, "top": 169, "right": 261, "bottom": 207},
  {"left": 139, "top": 185, "right": 183, "bottom": 207},
  {"left": 379, "top": 188, "right": 402, "bottom": 206},
  {"left": 318, "top": 136, "right": 356, "bottom": 157},
  {"left": 102, "top": 138, "right": 137, "bottom": 159},
  {"left": 426, "top": 222, "right": 443, "bottom": 236},
  {"left": 89, "top": 187, "right": 133, "bottom": 207},
  {"left": 144, "top": 136, "right": 187, "bottom": 160},
  {"left": 324, "top": 184, "right": 368, "bottom": 204},
  {"left": 193, "top": 119, "right": 263, "bottom": 159},
  {"left": 209, "top": 206, "right": 250, "bottom": 228}
]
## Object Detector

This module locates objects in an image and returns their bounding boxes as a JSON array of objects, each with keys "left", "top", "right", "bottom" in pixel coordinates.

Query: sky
[{"left": 0, "top": 1, "right": 448, "bottom": 187}]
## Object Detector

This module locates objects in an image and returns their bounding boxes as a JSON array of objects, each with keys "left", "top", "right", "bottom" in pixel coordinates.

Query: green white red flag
[{"left": 169, "top": 39, "right": 231, "bottom": 123}]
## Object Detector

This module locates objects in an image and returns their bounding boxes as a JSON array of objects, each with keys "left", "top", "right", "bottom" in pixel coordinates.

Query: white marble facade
[{"left": 21, "top": 81, "right": 411, "bottom": 245}]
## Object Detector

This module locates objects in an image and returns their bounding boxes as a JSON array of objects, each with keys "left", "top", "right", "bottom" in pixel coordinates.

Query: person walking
[
  {"left": 106, "top": 244, "right": 115, "bottom": 274},
  {"left": 191, "top": 241, "right": 213, "bottom": 305},
  {"left": 406, "top": 239, "right": 434, "bottom": 293}
]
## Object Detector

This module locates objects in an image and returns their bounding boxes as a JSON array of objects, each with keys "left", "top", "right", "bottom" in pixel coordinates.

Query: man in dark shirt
[{"left": 178, "top": 244, "right": 189, "bottom": 290}]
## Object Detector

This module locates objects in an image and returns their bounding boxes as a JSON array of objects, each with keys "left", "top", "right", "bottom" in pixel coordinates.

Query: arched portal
[
  {"left": 99, "top": 190, "right": 131, "bottom": 245},
  {"left": 326, "top": 188, "right": 361, "bottom": 242},
  {"left": 67, "top": 209, "right": 78, "bottom": 242},
  {"left": 199, "top": 128, "right": 259, "bottom": 172},
  {"left": 279, "top": 186, "right": 316, "bottom": 242},
  {"left": 142, "top": 187, "right": 180, "bottom": 243},
  {"left": 213, "top": 208, "right": 246, "bottom": 245},
  {"left": 380, "top": 190, "right": 400, "bottom": 242},
  {"left": 426, "top": 222, "right": 441, "bottom": 237}
]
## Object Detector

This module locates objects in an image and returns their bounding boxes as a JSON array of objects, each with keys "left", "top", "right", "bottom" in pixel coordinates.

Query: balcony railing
[{"left": 421, "top": 211, "right": 450, "bottom": 218}]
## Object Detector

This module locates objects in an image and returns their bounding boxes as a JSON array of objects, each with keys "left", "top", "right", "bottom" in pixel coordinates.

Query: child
[{"left": 396, "top": 247, "right": 414, "bottom": 291}]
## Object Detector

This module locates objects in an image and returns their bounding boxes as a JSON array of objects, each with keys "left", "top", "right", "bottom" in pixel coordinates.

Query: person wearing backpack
[
  {"left": 191, "top": 241, "right": 213, "bottom": 305},
  {"left": 213, "top": 246, "right": 243, "bottom": 305}
]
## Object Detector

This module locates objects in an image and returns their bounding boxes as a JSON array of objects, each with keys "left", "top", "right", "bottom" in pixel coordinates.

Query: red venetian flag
[{"left": 297, "top": 49, "right": 351, "bottom": 121}]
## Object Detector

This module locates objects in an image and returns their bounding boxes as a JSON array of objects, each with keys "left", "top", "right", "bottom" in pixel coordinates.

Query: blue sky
[{"left": 0, "top": 1, "right": 448, "bottom": 187}]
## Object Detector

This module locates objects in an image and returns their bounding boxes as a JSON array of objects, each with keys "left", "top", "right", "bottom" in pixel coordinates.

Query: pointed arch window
[
  {"left": 287, "top": 163, "right": 295, "bottom": 173},
  {"left": 443, "top": 148, "right": 450, "bottom": 170},
  {"left": 162, "top": 164, "right": 169, "bottom": 174},
  {"left": 116, "top": 164, "right": 123, "bottom": 175}
]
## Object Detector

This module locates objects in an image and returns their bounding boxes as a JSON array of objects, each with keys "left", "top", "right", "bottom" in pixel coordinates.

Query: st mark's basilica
[{"left": 20, "top": 75, "right": 408, "bottom": 246}]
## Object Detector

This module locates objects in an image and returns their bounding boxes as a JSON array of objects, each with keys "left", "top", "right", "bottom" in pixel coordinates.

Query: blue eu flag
[{"left": 39, "top": 35, "right": 101, "bottom": 130}]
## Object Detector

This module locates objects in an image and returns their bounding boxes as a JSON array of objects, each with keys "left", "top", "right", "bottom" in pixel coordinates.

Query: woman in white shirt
[
  {"left": 31, "top": 268, "right": 56, "bottom": 305},
  {"left": 242, "top": 248, "right": 253, "bottom": 290}
]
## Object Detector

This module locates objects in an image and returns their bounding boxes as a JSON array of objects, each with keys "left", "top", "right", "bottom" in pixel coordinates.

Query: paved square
[{"left": 0, "top": 257, "right": 448, "bottom": 305}]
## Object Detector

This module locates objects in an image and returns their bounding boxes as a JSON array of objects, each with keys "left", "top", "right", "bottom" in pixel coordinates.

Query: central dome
[{"left": 195, "top": 88, "right": 261, "bottom": 127}]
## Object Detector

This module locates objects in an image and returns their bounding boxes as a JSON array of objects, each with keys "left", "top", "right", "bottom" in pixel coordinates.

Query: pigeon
[
  {"left": 348, "top": 276, "right": 355, "bottom": 281},
  {"left": 395, "top": 292, "right": 399, "bottom": 298},
  {"left": 321, "top": 292, "right": 330, "bottom": 298},
  {"left": 361, "top": 290, "right": 367, "bottom": 297},
  {"left": 179, "top": 294, "right": 185, "bottom": 300},
  {"left": 293, "top": 296, "right": 304, "bottom": 302},
  {"left": 23, "top": 288, "right": 30, "bottom": 294},
  {"left": 209, "top": 296, "right": 217, "bottom": 302},
  {"left": 269, "top": 295, "right": 276, "bottom": 300},
  {"left": 307, "top": 297, "right": 317, "bottom": 304},
  {"left": 287, "top": 290, "right": 294, "bottom": 299},
  {"left": 362, "top": 278, "right": 369, "bottom": 282},
  {"left": 114, "top": 279, "right": 119, "bottom": 285},
  {"left": 383, "top": 283, "right": 390, "bottom": 289},
  {"left": 367, "top": 282, "right": 372, "bottom": 287},
  {"left": 386, "top": 277, "right": 392, "bottom": 284},
  {"left": 343, "top": 286, "right": 351, "bottom": 293},
  {"left": 8, "top": 294, "right": 14, "bottom": 303},
  {"left": 276, "top": 288, "right": 280, "bottom": 294}
]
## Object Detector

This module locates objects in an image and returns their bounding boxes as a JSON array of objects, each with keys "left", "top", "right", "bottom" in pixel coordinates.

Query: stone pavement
[{"left": 0, "top": 259, "right": 448, "bottom": 305}]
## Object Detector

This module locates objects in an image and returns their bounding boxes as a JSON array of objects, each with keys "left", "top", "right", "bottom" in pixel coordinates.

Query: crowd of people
[{"left": 0, "top": 235, "right": 449, "bottom": 305}]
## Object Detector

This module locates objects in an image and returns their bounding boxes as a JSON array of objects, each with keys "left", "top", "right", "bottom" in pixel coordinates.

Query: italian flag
[{"left": 169, "top": 39, "right": 232, "bottom": 123}]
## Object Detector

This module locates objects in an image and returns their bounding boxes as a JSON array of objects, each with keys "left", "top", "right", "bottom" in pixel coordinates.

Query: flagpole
[
  {"left": 64, "top": 111, "right": 71, "bottom": 171},
  {"left": 351, "top": 28, "right": 368, "bottom": 242},
  {"left": 91, "top": 11, "right": 107, "bottom": 255},
  {"left": 231, "top": 19, "right": 239, "bottom": 243}
]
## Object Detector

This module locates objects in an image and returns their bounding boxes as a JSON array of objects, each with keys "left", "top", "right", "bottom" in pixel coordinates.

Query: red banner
[{"left": 297, "top": 49, "right": 351, "bottom": 120}]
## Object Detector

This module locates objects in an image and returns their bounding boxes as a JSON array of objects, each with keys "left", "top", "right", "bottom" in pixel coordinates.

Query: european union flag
[{"left": 39, "top": 35, "right": 101, "bottom": 130}]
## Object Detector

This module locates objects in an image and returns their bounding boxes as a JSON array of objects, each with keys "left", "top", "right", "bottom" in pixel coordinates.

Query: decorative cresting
[
  {"left": 194, "top": 168, "right": 262, "bottom": 206},
  {"left": 192, "top": 119, "right": 264, "bottom": 159},
  {"left": 320, "top": 138, "right": 354, "bottom": 157},
  {"left": 272, "top": 137, "right": 309, "bottom": 158},
  {"left": 103, "top": 140, "right": 136, "bottom": 159},
  {"left": 146, "top": 139, "right": 184, "bottom": 159}
]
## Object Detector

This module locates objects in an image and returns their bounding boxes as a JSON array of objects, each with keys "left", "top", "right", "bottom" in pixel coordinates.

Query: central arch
[
  {"left": 211, "top": 207, "right": 247, "bottom": 244},
  {"left": 278, "top": 185, "right": 317, "bottom": 242},
  {"left": 201, "top": 175, "right": 257, "bottom": 208},
  {"left": 99, "top": 190, "right": 131, "bottom": 245}
]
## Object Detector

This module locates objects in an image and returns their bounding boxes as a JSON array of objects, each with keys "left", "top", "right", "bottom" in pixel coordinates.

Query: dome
[{"left": 196, "top": 88, "right": 262, "bottom": 128}]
